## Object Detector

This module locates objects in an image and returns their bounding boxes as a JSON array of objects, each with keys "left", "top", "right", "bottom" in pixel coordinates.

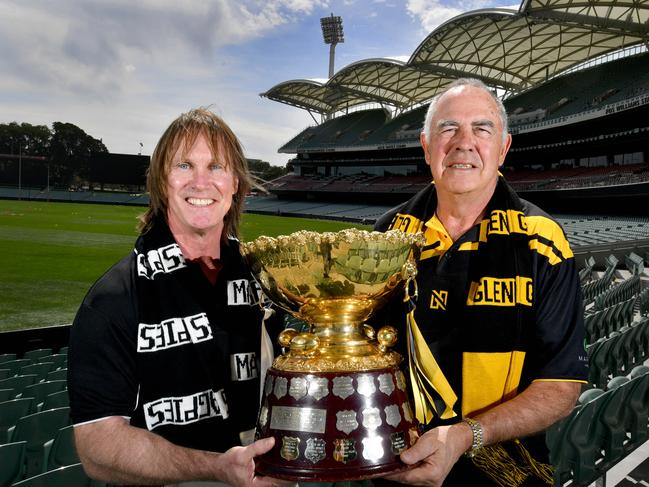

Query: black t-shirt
[{"left": 68, "top": 225, "right": 274, "bottom": 452}]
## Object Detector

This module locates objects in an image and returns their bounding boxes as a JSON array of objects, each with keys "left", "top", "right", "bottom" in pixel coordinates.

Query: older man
[
  {"left": 68, "top": 108, "right": 279, "bottom": 487},
  {"left": 375, "top": 79, "right": 587, "bottom": 486}
]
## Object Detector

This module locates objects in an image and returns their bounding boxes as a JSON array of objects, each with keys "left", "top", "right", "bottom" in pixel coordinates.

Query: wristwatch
[{"left": 462, "top": 417, "right": 484, "bottom": 458}]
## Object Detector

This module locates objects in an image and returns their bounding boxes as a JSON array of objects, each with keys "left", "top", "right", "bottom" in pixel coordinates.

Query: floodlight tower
[{"left": 320, "top": 13, "right": 344, "bottom": 79}]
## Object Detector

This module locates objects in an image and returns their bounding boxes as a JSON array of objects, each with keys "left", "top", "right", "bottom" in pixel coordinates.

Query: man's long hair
[{"left": 138, "top": 107, "right": 253, "bottom": 241}]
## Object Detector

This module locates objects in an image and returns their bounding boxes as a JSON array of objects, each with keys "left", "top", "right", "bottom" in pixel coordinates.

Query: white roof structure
[{"left": 262, "top": 0, "right": 649, "bottom": 116}]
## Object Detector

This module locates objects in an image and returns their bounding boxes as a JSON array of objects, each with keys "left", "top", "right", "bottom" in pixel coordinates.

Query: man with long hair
[{"left": 68, "top": 108, "right": 279, "bottom": 487}]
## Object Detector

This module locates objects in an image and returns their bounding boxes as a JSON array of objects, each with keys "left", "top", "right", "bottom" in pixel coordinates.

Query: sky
[{"left": 0, "top": 0, "right": 518, "bottom": 166}]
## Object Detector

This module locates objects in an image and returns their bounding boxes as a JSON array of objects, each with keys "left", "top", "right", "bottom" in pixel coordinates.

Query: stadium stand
[{"left": 0, "top": 345, "right": 90, "bottom": 487}]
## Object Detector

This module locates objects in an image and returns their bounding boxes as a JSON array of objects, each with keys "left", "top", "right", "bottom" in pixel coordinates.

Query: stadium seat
[
  {"left": 551, "top": 388, "right": 605, "bottom": 486},
  {"left": 43, "top": 425, "right": 79, "bottom": 471},
  {"left": 622, "top": 323, "right": 644, "bottom": 370},
  {"left": 57, "top": 347, "right": 68, "bottom": 356},
  {"left": 0, "top": 375, "right": 38, "bottom": 398},
  {"left": 0, "top": 388, "right": 16, "bottom": 402},
  {"left": 21, "top": 381, "right": 67, "bottom": 411},
  {"left": 10, "top": 463, "right": 104, "bottom": 487},
  {"left": 0, "top": 398, "right": 35, "bottom": 443},
  {"left": 625, "top": 252, "right": 644, "bottom": 275},
  {"left": 0, "top": 441, "right": 26, "bottom": 487},
  {"left": 0, "top": 359, "right": 31, "bottom": 377},
  {"left": 23, "top": 349, "right": 53, "bottom": 362},
  {"left": 588, "top": 337, "right": 616, "bottom": 387},
  {"left": 41, "top": 390, "right": 70, "bottom": 412},
  {"left": 626, "top": 366, "right": 649, "bottom": 451},
  {"left": 630, "top": 318, "right": 649, "bottom": 364},
  {"left": 563, "top": 387, "right": 610, "bottom": 486},
  {"left": 0, "top": 353, "right": 17, "bottom": 364},
  {"left": 38, "top": 354, "right": 67, "bottom": 370},
  {"left": 18, "top": 363, "right": 55, "bottom": 382},
  {"left": 46, "top": 369, "right": 67, "bottom": 382},
  {"left": 599, "top": 376, "right": 633, "bottom": 469},
  {"left": 609, "top": 328, "right": 632, "bottom": 376},
  {"left": 10, "top": 407, "right": 71, "bottom": 478},
  {"left": 0, "top": 369, "right": 10, "bottom": 380}
]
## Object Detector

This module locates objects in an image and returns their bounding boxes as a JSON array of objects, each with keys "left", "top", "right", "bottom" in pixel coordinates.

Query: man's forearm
[
  {"left": 74, "top": 417, "right": 258, "bottom": 486},
  {"left": 475, "top": 380, "right": 580, "bottom": 446}
]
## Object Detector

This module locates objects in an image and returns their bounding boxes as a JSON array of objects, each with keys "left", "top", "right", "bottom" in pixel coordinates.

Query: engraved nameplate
[
  {"left": 281, "top": 436, "right": 300, "bottom": 461},
  {"left": 307, "top": 377, "right": 329, "bottom": 400},
  {"left": 333, "top": 438, "right": 357, "bottom": 463},
  {"left": 274, "top": 377, "right": 288, "bottom": 398},
  {"left": 336, "top": 410, "right": 359, "bottom": 434},
  {"left": 264, "top": 375, "right": 274, "bottom": 397},
  {"left": 305, "top": 437, "right": 326, "bottom": 464},
  {"left": 395, "top": 370, "right": 407, "bottom": 391},
  {"left": 378, "top": 373, "right": 395, "bottom": 396},
  {"left": 357, "top": 375, "right": 376, "bottom": 397},
  {"left": 289, "top": 377, "right": 308, "bottom": 400},
  {"left": 270, "top": 406, "right": 327, "bottom": 434},
  {"left": 402, "top": 402, "right": 413, "bottom": 423},
  {"left": 362, "top": 436, "right": 384, "bottom": 461},
  {"left": 333, "top": 376, "right": 355, "bottom": 399},
  {"left": 362, "top": 407, "right": 382, "bottom": 430},
  {"left": 384, "top": 404, "right": 401, "bottom": 427},
  {"left": 390, "top": 431, "right": 407, "bottom": 454},
  {"left": 259, "top": 404, "right": 269, "bottom": 428}
]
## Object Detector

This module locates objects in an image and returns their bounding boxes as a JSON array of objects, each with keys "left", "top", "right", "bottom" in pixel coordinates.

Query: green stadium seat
[
  {"left": 10, "top": 407, "right": 71, "bottom": 478},
  {"left": 38, "top": 354, "right": 67, "bottom": 370},
  {"left": 550, "top": 388, "right": 605, "bottom": 486},
  {"left": 0, "top": 388, "right": 16, "bottom": 402},
  {"left": 0, "top": 360, "right": 31, "bottom": 377},
  {"left": 46, "top": 369, "right": 67, "bottom": 382},
  {"left": 57, "top": 347, "right": 68, "bottom": 356},
  {"left": 11, "top": 463, "right": 104, "bottom": 487},
  {"left": 0, "top": 398, "right": 36, "bottom": 443},
  {"left": 23, "top": 349, "right": 53, "bottom": 362},
  {"left": 0, "top": 441, "right": 27, "bottom": 487},
  {"left": 0, "top": 353, "right": 17, "bottom": 364},
  {"left": 0, "top": 375, "right": 38, "bottom": 398},
  {"left": 599, "top": 376, "right": 633, "bottom": 469},
  {"left": 588, "top": 337, "right": 616, "bottom": 387},
  {"left": 41, "top": 390, "right": 70, "bottom": 411},
  {"left": 43, "top": 425, "right": 79, "bottom": 472},
  {"left": 0, "top": 369, "right": 10, "bottom": 380},
  {"left": 21, "top": 381, "right": 67, "bottom": 411},
  {"left": 609, "top": 328, "right": 632, "bottom": 376},
  {"left": 626, "top": 366, "right": 649, "bottom": 451},
  {"left": 18, "top": 363, "right": 55, "bottom": 382}
]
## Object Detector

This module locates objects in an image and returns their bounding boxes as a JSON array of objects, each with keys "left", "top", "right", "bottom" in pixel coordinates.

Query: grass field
[{"left": 0, "top": 200, "right": 369, "bottom": 332}]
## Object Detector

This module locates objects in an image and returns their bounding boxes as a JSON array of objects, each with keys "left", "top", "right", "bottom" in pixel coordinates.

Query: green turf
[{"left": 0, "top": 200, "right": 369, "bottom": 331}]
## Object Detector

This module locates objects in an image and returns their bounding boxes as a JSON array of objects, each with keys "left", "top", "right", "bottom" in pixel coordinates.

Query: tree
[
  {"left": 247, "top": 158, "right": 288, "bottom": 183},
  {"left": 0, "top": 122, "right": 51, "bottom": 156},
  {"left": 49, "top": 122, "right": 107, "bottom": 186}
]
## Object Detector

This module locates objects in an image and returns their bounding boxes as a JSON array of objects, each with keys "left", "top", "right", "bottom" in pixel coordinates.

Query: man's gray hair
[{"left": 421, "top": 78, "right": 509, "bottom": 143}]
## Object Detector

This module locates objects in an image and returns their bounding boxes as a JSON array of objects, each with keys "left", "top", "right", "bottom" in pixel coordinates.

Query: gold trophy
[{"left": 242, "top": 228, "right": 422, "bottom": 481}]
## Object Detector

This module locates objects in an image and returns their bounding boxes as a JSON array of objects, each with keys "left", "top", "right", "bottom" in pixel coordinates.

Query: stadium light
[{"left": 320, "top": 13, "right": 344, "bottom": 79}]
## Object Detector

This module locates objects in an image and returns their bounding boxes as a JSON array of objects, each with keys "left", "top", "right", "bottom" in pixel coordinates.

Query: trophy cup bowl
[{"left": 242, "top": 228, "right": 422, "bottom": 481}]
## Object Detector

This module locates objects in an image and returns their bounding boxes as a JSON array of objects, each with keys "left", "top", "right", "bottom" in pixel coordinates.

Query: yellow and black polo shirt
[{"left": 375, "top": 176, "right": 588, "bottom": 422}]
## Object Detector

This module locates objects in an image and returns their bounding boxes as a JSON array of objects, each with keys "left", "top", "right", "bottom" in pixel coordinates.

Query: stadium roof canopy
[{"left": 262, "top": 0, "right": 649, "bottom": 117}]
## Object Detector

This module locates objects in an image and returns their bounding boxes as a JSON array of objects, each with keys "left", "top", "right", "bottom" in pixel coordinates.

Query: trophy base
[
  {"left": 255, "top": 366, "right": 419, "bottom": 482},
  {"left": 256, "top": 456, "right": 411, "bottom": 482}
]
